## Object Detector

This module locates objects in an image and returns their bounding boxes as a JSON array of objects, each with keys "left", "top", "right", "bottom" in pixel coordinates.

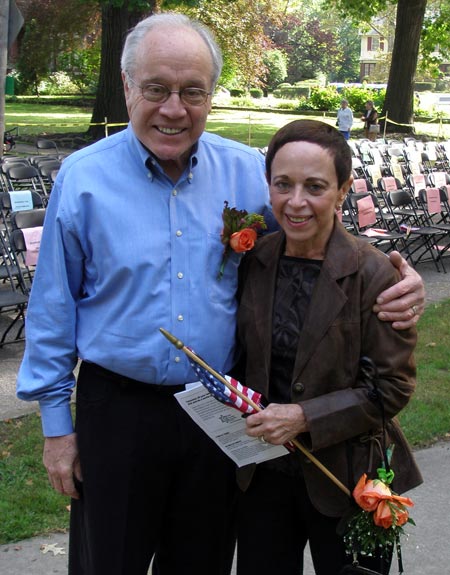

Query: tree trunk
[
  {"left": 381, "top": 0, "right": 427, "bottom": 135},
  {"left": 87, "top": 1, "right": 154, "bottom": 141}
]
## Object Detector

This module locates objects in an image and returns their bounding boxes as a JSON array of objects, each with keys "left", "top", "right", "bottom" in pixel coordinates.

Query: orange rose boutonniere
[
  {"left": 343, "top": 466, "right": 415, "bottom": 560},
  {"left": 218, "top": 201, "right": 267, "bottom": 279}
]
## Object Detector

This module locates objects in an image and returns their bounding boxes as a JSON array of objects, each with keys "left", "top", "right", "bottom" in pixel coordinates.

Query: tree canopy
[
  {"left": 325, "top": 0, "right": 428, "bottom": 133},
  {"left": 8, "top": 0, "right": 450, "bottom": 137}
]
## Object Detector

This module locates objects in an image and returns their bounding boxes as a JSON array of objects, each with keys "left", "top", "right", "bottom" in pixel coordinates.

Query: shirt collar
[{"left": 138, "top": 135, "right": 199, "bottom": 184}]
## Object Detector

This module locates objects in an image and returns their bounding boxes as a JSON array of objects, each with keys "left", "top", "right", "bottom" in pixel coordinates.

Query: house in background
[
  {"left": 359, "top": 23, "right": 389, "bottom": 81},
  {"left": 359, "top": 19, "right": 450, "bottom": 84}
]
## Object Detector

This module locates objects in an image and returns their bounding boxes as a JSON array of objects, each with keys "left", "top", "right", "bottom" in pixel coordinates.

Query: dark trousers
[
  {"left": 237, "top": 466, "right": 391, "bottom": 575},
  {"left": 69, "top": 361, "right": 237, "bottom": 575}
]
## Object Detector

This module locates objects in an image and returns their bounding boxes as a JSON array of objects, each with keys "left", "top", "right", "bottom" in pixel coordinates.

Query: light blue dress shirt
[{"left": 17, "top": 125, "right": 271, "bottom": 437}]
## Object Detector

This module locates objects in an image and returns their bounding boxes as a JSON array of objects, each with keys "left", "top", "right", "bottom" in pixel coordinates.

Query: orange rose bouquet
[
  {"left": 343, "top": 466, "right": 415, "bottom": 560},
  {"left": 218, "top": 201, "right": 266, "bottom": 279}
]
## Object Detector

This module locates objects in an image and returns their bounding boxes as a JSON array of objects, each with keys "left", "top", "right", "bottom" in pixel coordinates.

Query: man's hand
[
  {"left": 43, "top": 433, "right": 82, "bottom": 499},
  {"left": 373, "top": 251, "right": 425, "bottom": 330}
]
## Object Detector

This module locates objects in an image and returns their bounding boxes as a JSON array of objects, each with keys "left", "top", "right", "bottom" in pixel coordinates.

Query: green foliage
[
  {"left": 16, "top": 19, "right": 49, "bottom": 95},
  {"left": 262, "top": 49, "right": 288, "bottom": 92},
  {"left": 422, "top": 3, "right": 450, "bottom": 66},
  {"left": 38, "top": 72, "right": 80, "bottom": 96},
  {"left": 309, "top": 86, "right": 341, "bottom": 110},
  {"left": 58, "top": 40, "right": 101, "bottom": 95},
  {"left": 16, "top": 0, "right": 100, "bottom": 96},
  {"left": 249, "top": 88, "right": 264, "bottom": 99},
  {"left": 192, "top": 0, "right": 274, "bottom": 87},
  {"left": 229, "top": 88, "right": 247, "bottom": 97},
  {"left": 323, "top": 0, "right": 392, "bottom": 23},
  {"left": 278, "top": 15, "right": 343, "bottom": 83},
  {"left": 273, "top": 86, "right": 312, "bottom": 99},
  {"left": 295, "top": 97, "right": 316, "bottom": 111},
  {"left": 340, "top": 86, "right": 386, "bottom": 114},
  {"left": 229, "top": 95, "right": 255, "bottom": 107},
  {"left": 275, "top": 100, "right": 304, "bottom": 110}
]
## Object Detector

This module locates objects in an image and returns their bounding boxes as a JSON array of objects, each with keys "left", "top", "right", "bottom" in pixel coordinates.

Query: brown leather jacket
[{"left": 236, "top": 220, "right": 423, "bottom": 517}]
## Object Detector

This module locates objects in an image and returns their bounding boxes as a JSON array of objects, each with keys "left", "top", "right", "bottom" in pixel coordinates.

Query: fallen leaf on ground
[{"left": 40, "top": 543, "right": 66, "bottom": 556}]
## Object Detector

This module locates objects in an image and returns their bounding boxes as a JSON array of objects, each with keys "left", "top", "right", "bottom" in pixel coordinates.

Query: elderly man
[{"left": 17, "top": 12, "right": 424, "bottom": 575}]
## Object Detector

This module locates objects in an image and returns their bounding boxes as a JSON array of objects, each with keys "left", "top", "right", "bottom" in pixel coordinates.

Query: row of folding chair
[
  {"left": 1, "top": 154, "right": 62, "bottom": 200},
  {"left": 343, "top": 172, "right": 450, "bottom": 272},
  {"left": 348, "top": 138, "right": 450, "bottom": 184},
  {"left": 0, "top": 230, "right": 28, "bottom": 346},
  {"left": 0, "top": 189, "right": 47, "bottom": 345}
]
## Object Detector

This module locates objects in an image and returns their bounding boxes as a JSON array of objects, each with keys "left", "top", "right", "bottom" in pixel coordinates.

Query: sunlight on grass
[
  {"left": 398, "top": 299, "right": 450, "bottom": 447},
  {"left": 0, "top": 414, "right": 70, "bottom": 543}
]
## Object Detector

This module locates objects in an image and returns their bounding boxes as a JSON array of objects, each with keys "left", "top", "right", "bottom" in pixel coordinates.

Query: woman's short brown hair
[{"left": 265, "top": 119, "right": 352, "bottom": 188}]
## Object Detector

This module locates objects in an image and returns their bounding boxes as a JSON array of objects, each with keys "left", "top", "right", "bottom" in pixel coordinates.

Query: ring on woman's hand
[
  {"left": 259, "top": 436, "right": 267, "bottom": 443},
  {"left": 411, "top": 305, "right": 418, "bottom": 315}
]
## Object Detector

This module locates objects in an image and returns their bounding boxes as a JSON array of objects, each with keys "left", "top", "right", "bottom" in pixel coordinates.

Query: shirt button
[
  {"left": 293, "top": 382, "right": 305, "bottom": 394},
  {"left": 177, "top": 272, "right": 184, "bottom": 279},
  {"left": 177, "top": 315, "right": 184, "bottom": 321},
  {"left": 176, "top": 230, "right": 182, "bottom": 237},
  {"left": 174, "top": 356, "right": 181, "bottom": 363},
  {"left": 172, "top": 189, "right": 178, "bottom": 196}
]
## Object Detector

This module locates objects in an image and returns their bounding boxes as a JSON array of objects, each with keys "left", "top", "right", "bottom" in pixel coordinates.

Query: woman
[
  {"left": 336, "top": 98, "right": 353, "bottom": 140},
  {"left": 361, "top": 100, "right": 379, "bottom": 141},
  {"left": 235, "top": 120, "right": 422, "bottom": 575}
]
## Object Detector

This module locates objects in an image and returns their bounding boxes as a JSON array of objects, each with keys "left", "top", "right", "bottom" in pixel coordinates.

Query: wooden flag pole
[{"left": 160, "top": 327, "right": 351, "bottom": 497}]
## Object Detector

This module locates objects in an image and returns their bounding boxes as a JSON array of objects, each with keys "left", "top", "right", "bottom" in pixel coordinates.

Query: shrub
[
  {"left": 414, "top": 81, "right": 435, "bottom": 92},
  {"left": 38, "top": 71, "right": 80, "bottom": 95},
  {"left": 309, "top": 86, "right": 340, "bottom": 111},
  {"left": 340, "top": 86, "right": 385, "bottom": 115},
  {"left": 229, "top": 88, "right": 247, "bottom": 97},
  {"left": 435, "top": 78, "right": 450, "bottom": 92},
  {"left": 249, "top": 88, "right": 264, "bottom": 99},
  {"left": 275, "top": 100, "right": 301, "bottom": 110},
  {"left": 296, "top": 97, "right": 316, "bottom": 111},
  {"left": 273, "top": 86, "right": 311, "bottom": 99},
  {"left": 229, "top": 95, "right": 255, "bottom": 107}
]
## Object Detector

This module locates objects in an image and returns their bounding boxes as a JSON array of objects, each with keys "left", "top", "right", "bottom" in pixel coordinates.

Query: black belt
[{"left": 83, "top": 361, "right": 187, "bottom": 395}]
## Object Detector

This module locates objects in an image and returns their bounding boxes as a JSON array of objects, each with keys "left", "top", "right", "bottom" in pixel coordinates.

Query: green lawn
[
  {"left": 4, "top": 101, "right": 92, "bottom": 135},
  {"left": 5, "top": 101, "right": 450, "bottom": 144}
]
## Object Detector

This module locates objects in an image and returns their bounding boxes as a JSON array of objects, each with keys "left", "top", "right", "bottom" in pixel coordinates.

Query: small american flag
[{"left": 188, "top": 349, "right": 265, "bottom": 414}]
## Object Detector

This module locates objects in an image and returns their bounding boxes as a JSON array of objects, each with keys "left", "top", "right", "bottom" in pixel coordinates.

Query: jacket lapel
[
  {"left": 292, "top": 221, "right": 359, "bottom": 377},
  {"left": 247, "top": 232, "right": 285, "bottom": 381}
]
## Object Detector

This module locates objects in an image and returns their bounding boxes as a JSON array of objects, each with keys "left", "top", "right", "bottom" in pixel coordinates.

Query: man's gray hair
[{"left": 121, "top": 12, "right": 223, "bottom": 89}]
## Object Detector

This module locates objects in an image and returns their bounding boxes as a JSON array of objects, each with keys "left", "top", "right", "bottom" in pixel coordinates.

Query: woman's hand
[{"left": 245, "top": 403, "right": 308, "bottom": 445}]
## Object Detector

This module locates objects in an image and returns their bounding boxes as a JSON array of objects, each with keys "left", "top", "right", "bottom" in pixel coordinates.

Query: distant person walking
[
  {"left": 361, "top": 100, "right": 379, "bottom": 141},
  {"left": 336, "top": 99, "right": 353, "bottom": 140}
]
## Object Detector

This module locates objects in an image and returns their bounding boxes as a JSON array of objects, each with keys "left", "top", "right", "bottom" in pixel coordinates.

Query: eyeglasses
[{"left": 126, "top": 75, "right": 211, "bottom": 106}]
